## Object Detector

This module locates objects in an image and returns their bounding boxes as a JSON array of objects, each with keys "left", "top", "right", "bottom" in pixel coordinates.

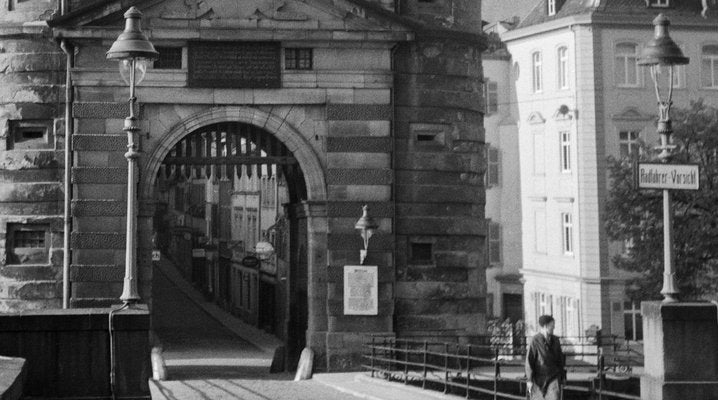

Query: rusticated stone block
[
  {"left": 0, "top": 265, "right": 61, "bottom": 281},
  {"left": 326, "top": 201, "right": 393, "bottom": 218},
  {"left": 399, "top": 266, "right": 469, "bottom": 282},
  {"left": 73, "top": 135, "right": 127, "bottom": 152},
  {"left": 395, "top": 281, "right": 473, "bottom": 300},
  {"left": 72, "top": 200, "right": 126, "bottom": 217},
  {"left": 70, "top": 297, "right": 120, "bottom": 308},
  {"left": 395, "top": 184, "right": 483, "bottom": 204},
  {"left": 328, "top": 233, "right": 393, "bottom": 251},
  {"left": 71, "top": 167, "right": 127, "bottom": 184},
  {"left": 326, "top": 264, "right": 393, "bottom": 283},
  {"left": 71, "top": 232, "right": 125, "bottom": 249},
  {"left": 0, "top": 169, "right": 58, "bottom": 183},
  {"left": 0, "top": 182, "right": 61, "bottom": 202},
  {"left": 0, "top": 201, "right": 59, "bottom": 215},
  {"left": 395, "top": 313, "right": 483, "bottom": 332},
  {"left": 6, "top": 281, "right": 61, "bottom": 300},
  {"left": 326, "top": 169, "right": 392, "bottom": 185},
  {"left": 72, "top": 102, "right": 142, "bottom": 119},
  {"left": 395, "top": 151, "right": 481, "bottom": 172},
  {"left": 395, "top": 202, "right": 481, "bottom": 218},
  {"left": 327, "top": 316, "right": 392, "bottom": 333},
  {"left": 327, "top": 121, "right": 391, "bottom": 137},
  {"left": 326, "top": 104, "right": 391, "bottom": 121},
  {"left": 395, "top": 298, "right": 484, "bottom": 315},
  {"left": 396, "top": 216, "right": 485, "bottom": 236},
  {"left": 326, "top": 137, "right": 391, "bottom": 153},
  {"left": 72, "top": 282, "right": 123, "bottom": 298}
]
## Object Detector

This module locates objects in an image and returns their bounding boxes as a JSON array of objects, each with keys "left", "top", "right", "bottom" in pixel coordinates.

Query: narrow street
[{"left": 150, "top": 261, "right": 365, "bottom": 400}]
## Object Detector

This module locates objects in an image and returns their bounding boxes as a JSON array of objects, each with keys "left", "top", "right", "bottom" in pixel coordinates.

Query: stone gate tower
[
  {"left": 392, "top": 0, "right": 486, "bottom": 339},
  {"left": 2, "top": 0, "right": 487, "bottom": 371}
]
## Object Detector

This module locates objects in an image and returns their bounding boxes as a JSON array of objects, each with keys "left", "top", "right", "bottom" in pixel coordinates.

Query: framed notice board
[{"left": 187, "top": 41, "right": 281, "bottom": 88}]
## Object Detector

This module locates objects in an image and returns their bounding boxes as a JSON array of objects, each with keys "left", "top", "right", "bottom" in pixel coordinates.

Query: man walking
[{"left": 525, "top": 315, "right": 565, "bottom": 400}]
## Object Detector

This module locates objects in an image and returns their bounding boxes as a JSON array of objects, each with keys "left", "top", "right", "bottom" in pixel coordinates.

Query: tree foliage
[{"left": 606, "top": 99, "right": 718, "bottom": 302}]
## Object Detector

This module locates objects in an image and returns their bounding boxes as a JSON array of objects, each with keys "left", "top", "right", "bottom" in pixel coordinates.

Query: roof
[{"left": 515, "top": 0, "right": 718, "bottom": 30}]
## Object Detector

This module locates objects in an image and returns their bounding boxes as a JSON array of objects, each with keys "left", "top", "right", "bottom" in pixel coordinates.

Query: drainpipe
[
  {"left": 60, "top": 0, "right": 66, "bottom": 15},
  {"left": 60, "top": 38, "right": 74, "bottom": 309}
]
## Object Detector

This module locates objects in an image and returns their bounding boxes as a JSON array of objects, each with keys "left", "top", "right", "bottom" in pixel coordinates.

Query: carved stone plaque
[{"left": 188, "top": 41, "right": 281, "bottom": 88}]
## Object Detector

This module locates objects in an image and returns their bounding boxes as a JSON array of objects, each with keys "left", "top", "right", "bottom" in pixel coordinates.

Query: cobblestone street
[{"left": 151, "top": 264, "right": 365, "bottom": 400}]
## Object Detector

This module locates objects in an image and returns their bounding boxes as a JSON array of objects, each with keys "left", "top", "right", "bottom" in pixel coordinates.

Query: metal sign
[
  {"left": 152, "top": 250, "right": 161, "bottom": 261},
  {"left": 192, "top": 248, "right": 205, "bottom": 257},
  {"left": 636, "top": 162, "right": 700, "bottom": 190},
  {"left": 343, "top": 265, "right": 378, "bottom": 315}
]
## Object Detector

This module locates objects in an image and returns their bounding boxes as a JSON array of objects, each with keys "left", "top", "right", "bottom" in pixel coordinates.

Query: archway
[{"left": 140, "top": 107, "right": 327, "bottom": 372}]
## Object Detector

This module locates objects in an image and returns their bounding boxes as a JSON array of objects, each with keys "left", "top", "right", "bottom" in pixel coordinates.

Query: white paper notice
[{"left": 343, "top": 265, "right": 378, "bottom": 315}]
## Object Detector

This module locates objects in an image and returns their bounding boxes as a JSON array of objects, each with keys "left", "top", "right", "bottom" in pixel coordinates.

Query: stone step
[
  {"left": 72, "top": 199, "right": 126, "bottom": 217},
  {"left": 73, "top": 134, "right": 127, "bottom": 152},
  {"left": 70, "top": 264, "right": 123, "bottom": 282},
  {"left": 71, "top": 167, "right": 127, "bottom": 184}
]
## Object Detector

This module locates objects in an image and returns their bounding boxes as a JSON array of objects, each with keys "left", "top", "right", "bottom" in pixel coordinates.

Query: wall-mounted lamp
[{"left": 354, "top": 205, "right": 378, "bottom": 265}]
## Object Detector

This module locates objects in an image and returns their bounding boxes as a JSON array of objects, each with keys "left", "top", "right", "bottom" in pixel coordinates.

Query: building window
[
  {"left": 7, "top": 120, "right": 53, "bottom": 150},
  {"left": 701, "top": 45, "right": 718, "bottom": 88},
  {"left": 284, "top": 48, "right": 313, "bottom": 70},
  {"left": 6, "top": 224, "right": 49, "bottom": 265},
  {"left": 538, "top": 293, "right": 553, "bottom": 316},
  {"left": 558, "top": 46, "right": 569, "bottom": 89},
  {"left": 532, "top": 51, "right": 543, "bottom": 92},
  {"left": 649, "top": 0, "right": 669, "bottom": 7},
  {"left": 153, "top": 46, "right": 183, "bottom": 69},
  {"left": 484, "top": 80, "right": 498, "bottom": 114},
  {"left": 624, "top": 301, "right": 643, "bottom": 341},
  {"left": 486, "top": 145, "right": 500, "bottom": 187},
  {"left": 619, "top": 130, "right": 641, "bottom": 157},
  {"left": 548, "top": 0, "right": 556, "bottom": 15},
  {"left": 615, "top": 42, "right": 640, "bottom": 87},
  {"left": 410, "top": 242, "right": 433, "bottom": 263},
  {"left": 488, "top": 221, "right": 502, "bottom": 266},
  {"left": 560, "top": 131, "right": 571, "bottom": 173},
  {"left": 561, "top": 212, "right": 573, "bottom": 255}
]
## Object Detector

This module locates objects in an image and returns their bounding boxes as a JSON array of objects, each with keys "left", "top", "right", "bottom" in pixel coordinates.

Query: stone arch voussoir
[{"left": 140, "top": 106, "right": 326, "bottom": 201}]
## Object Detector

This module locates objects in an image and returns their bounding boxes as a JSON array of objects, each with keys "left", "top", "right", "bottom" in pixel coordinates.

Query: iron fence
[{"left": 362, "top": 336, "right": 642, "bottom": 400}]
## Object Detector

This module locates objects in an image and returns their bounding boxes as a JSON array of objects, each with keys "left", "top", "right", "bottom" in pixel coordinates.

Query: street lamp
[
  {"left": 354, "top": 205, "right": 378, "bottom": 265},
  {"left": 107, "top": 7, "right": 158, "bottom": 305},
  {"left": 638, "top": 14, "right": 689, "bottom": 303}
]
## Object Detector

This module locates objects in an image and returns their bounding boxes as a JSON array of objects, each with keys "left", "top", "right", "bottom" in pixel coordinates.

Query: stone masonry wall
[
  {"left": 0, "top": 0, "right": 65, "bottom": 311},
  {"left": 394, "top": 1, "right": 487, "bottom": 341}
]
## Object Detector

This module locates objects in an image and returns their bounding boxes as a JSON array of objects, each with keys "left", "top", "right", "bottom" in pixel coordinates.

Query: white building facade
[{"left": 502, "top": 0, "right": 718, "bottom": 338}]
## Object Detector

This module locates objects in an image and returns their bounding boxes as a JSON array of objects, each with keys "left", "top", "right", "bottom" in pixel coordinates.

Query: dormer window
[
  {"left": 548, "top": 0, "right": 566, "bottom": 15},
  {"left": 648, "top": 0, "right": 669, "bottom": 7}
]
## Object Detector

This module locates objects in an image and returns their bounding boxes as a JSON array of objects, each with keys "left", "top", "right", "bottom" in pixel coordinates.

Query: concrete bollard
[
  {"left": 294, "top": 348, "right": 314, "bottom": 381},
  {"left": 150, "top": 346, "right": 167, "bottom": 381}
]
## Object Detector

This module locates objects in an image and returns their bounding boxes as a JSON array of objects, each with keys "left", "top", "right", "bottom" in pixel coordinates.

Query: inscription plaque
[
  {"left": 343, "top": 265, "right": 378, "bottom": 315},
  {"left": 188, "top": 41, "right": 281, "bottom": 88}
]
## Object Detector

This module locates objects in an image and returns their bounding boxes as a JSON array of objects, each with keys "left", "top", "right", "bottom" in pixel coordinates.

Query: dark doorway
[
  {"left": 152, "top": 122, "right": 309, "bottom": 371},
  {"left": 503, "top": 293, "right": 523, "bottom": 323}
]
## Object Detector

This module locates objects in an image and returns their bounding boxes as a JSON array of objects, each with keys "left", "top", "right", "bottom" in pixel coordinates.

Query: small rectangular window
[
  {"left": 410, "top": 242, "right": 432, "bottom": 263},
  {"left": 548, "top": 0, "right": 556, "bottom": 15},
  {"left": 484, "top": 80, "right": 498, "bottom": 114},
  {"left": 650, "top": 0, "right": 669, "bottom": 7},
  {"left": 488, "top": 221, "right": 502, "bottom": 265},
  {"left": 486, "top": 145, "right": 500, "bottom": 187},
  {"left": 8, "top": 120, "right": 53, "bottom": 150},
  {"left": 532, "top": 52, "right": 543, "bottom": 92},
  {"left": 153, "top": 46, "right": 183, "bottom": 69},
  {"left": 285, "top": 48, "right": 313, "bottom": 70},
  {"left": 619, "top": 130, "right": 641, "bottom": 158},
  {"left": 6, "top": 223, "right": 49, "bottom": 265},
  {"left": 561, "top": 212, "right": 573, "bottom": 255},
  {"left": 560, "top": 131, "right": 571, "bottom": 173}
]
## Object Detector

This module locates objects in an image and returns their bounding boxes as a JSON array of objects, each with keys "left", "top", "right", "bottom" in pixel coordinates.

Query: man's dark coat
[{"left": 525, "top": 333, "right": 566, "bottom": 396}]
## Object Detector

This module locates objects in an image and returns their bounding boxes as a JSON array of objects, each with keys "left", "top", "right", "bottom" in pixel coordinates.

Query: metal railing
[{"left": 362, "top": 337, "right": 642, "bottom": 400}]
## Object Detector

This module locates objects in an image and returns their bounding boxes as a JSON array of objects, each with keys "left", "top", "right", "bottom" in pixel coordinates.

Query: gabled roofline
[{"left": 49, "top": 0, "right": 485, "bottom": 49}]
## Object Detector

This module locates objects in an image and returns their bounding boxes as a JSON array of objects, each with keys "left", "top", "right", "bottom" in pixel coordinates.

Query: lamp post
[
  {"left": 637, "top": 14, "right": 689, "bottom": 303},
  {"left": 354, "top": 205, "right": 378, "bottom": 265},
  {"left": 107, "top": 7, "right": 158, "bottom": 305}
]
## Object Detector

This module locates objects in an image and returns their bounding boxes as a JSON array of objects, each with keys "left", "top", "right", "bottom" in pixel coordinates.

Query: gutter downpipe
[{"left": 60, "top": 38, "right": 73, "bottom": 309}]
